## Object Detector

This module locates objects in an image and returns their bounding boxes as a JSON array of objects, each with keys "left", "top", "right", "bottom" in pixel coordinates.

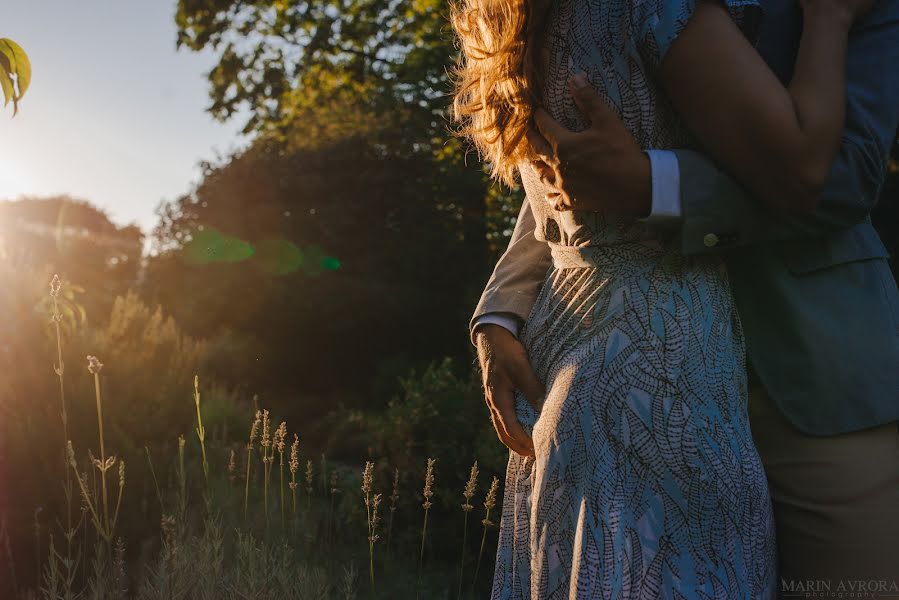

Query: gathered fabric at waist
[{"left": 548, "top": 240, "right": 666, "bottom": 270}]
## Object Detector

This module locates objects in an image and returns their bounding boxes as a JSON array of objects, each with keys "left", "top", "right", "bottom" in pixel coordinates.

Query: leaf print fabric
[{"left": 489, "top": 0, "right": 776, "bottom": 597}]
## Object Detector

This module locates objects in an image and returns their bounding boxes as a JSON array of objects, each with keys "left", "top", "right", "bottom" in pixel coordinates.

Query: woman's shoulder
[{"left": 629, "top": 0, "right": 763, "bottom": 69}]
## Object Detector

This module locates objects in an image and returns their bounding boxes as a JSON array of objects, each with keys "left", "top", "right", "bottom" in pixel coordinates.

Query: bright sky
[{"left": 0, "top": 0, "right": 249, "bottom": 233}]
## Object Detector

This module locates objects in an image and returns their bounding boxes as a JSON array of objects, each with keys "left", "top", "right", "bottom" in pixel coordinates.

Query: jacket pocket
[{"left": 779, "top": 224, "right": 890, "bottom": 275}]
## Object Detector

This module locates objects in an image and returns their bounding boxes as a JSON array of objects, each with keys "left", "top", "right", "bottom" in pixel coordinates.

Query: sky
[{"left": 0, "top": 0, "right": 249, "bottom": 233}]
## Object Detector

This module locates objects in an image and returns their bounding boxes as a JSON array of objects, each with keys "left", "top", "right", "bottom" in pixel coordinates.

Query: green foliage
[
  {"left": 131, "top": 516, "right": 340, "bottom": 600},
  {"left": 324, "top": 357, "right": 507, "bottom": 578},
  {"left": 0, "top": 37, "right": 30, "bottom": 115},
  {"left": 1, "top": 256, "right": 507, "bottom": 598},
  {"left": 175, "top": 0, "right": 454, "bottom": 137},
  {"left": 370, "top": 358, "right": 507, "bottom": 484},
  {"left": 0, "top": 262, "right": 214, "bottom": 584},
  {"left": 72, "top": 291, "right": 207, "bottom": 457},
  {"left": 144, "top": 137, "right": 486, "bottom": 398},
  {"left": 157, "top": 0, "right": 518, "bottom": 406}
]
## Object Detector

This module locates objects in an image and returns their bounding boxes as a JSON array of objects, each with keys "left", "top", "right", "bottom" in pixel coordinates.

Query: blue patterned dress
[{"left": 490, "top": 0, "right": 777, "bottom": 598}]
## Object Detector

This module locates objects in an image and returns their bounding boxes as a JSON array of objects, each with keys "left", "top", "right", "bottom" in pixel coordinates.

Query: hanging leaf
[
  {"left": 0, "top": 38, "right": 30, "bottom": 95},
  {"left": 0, "top": 37, "right": 31, "bottom": 115},
  {"left": 0, "top": 68, "right": 13, "bottom": 108}
]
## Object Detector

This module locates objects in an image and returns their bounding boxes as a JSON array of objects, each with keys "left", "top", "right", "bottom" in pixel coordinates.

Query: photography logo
[{"left": 781, "top": 579, "right": 899, "bottom": 598}]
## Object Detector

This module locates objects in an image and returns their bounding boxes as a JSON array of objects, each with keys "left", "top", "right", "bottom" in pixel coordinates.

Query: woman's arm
[{"left": 659, "top": 0, "right": 865, "bottom": 213}]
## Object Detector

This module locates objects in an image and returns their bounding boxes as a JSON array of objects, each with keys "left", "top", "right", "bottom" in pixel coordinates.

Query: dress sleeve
[{"left": 633, "top": 0, "right": 764, "bottom": 71}]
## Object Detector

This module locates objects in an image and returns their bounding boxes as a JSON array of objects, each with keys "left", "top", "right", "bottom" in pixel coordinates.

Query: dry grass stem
[
  {"left": 386, "top": 467, "right": 400, "bottom": 553},
  {"left": 193, "top": 375, "right": 209, "bottom": 483},
  {"left": 275, "top": 421, "right": 287, "bottom": 526},
  {"left": 260, "top": 409, "right": 272, "bottom": 523},
  {"left": 457, "top": 461, "right": 479, "bottom": 600},
  {"left": 244, "top": 410, "right": 261, "bottom": 521},
  {"left": 289, "top": 434, "right": 299, "bottom": 517},
  {"left": 361, "top": 462, "right": 381, "bottom": 592},
  {"left": 473, "top": 475, "right": 500, "bottom": 588},
  {"left": 305, "top": 459, "right": 314, "bottom": 508},
  {"left": 416, "top": 457, "right": 436, "bottom": 599}
]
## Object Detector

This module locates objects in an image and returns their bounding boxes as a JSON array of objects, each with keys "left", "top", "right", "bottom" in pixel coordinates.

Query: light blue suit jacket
[{"left": 673, "top": 0, "right": 899, "bottom": 434}]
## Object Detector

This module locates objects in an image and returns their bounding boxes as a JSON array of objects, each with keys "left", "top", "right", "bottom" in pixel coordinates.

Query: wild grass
[
  {"left": 3, "top": 274, "right": 507, "bottom": 599},
  {"left": 416, "top": 457, "right": 436, "bottom": 599}
]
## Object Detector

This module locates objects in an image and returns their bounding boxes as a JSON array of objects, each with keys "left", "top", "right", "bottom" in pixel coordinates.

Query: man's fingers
[
  {"left": 526, "top": 127, "right": 555, "bottom": 163},
  {"left": 512, "top": 361, "right": 546, "bottom": 412},
  {"left": 486, "top": 395, "right": 532, "bottom": 455},
  {"left": 492, "top": 415, "right": 531, "bottom": 456},
  {"left": 568, "top": 73, "right": 617, "bottom": 130},
  {"left": 488, "top": 382, "right": 535, "bottom": 456},
  {"left": 532, "top": 160, "right": 556, "bottom": 187},
  {"left": 533, "top": 107, "right": 570, "bottom": 152},
  {"left": 549, "top": 193, "right": 573, "bottom": 211},
  {"left": 496, "top": 405, "right": 534, "bottom": 456}
]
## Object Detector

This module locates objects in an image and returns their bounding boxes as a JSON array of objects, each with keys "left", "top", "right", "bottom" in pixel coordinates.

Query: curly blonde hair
[{"left": 449, "top": 0, "right": 554, "bottom": 187}]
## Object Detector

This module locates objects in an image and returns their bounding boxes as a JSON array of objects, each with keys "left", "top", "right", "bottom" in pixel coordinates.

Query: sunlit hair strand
[{"left": 449, "top": 0, "right": 554, "bottom": 187}]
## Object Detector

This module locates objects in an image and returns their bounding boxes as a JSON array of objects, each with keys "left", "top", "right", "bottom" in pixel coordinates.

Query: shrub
[
  {"left": 324, "top": 357, "right": 508, "bottom": 569},
  {"left": 0, "top": 261, "right": 231, "bottom": 584}
]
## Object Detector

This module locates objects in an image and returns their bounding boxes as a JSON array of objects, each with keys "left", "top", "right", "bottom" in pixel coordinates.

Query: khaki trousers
[{"left": 748, "top": 381, "right": 899, "bottom": 596}]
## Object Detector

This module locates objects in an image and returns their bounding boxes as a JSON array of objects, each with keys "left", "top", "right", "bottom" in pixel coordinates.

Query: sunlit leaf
[
  {"left": 0, "top": 38, "right": 31, "bottom": 97},
  {"left": 0, "top": 68, "right": 12, "bottom": 107}
]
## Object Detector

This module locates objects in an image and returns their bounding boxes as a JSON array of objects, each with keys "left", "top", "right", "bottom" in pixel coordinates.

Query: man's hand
[
  {"left": 475, "top": 324, "right": 545, "bottom": 457},
  {"left": 528, "top": 73, "right": 652, "bottom": 218}
]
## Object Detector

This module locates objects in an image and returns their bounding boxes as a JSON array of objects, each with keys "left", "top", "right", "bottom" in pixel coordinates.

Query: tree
[
  {"left": 150, "top": 0, "right": 519, "bottom": 403},
  {"left": 173, "top": 0, "right": 517, "bottom": 257},
  {"left": 0, "top": 197, "right": 144, "bottom": 320},
  {"left": 175, "top": 0, "right": 455, "bottom": 138},
  {"left": 143, "top": 126, "right": 491, "bottom": 402}
]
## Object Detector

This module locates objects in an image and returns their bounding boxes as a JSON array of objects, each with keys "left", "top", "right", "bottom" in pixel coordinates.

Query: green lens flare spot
[
  {"left": 321, "top": 257, "right": 341, "bottom": 271},
  {"left": 256, "top": 239, "right": 304, "bottom": 275},
  {"left": 181, "top": 228, "right": 254, "bottom": 265}
]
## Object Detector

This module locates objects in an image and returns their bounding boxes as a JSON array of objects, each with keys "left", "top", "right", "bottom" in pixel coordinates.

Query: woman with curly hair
[{"left": 451, "top": 0, "right": 875, "bottom": 597}]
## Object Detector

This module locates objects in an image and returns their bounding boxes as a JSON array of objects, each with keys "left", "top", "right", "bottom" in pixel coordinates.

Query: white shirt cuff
[
  {"left": 472, "top": 313, "right": 521, "bottom": 340},
  {"left": 642, "top": 150, "right": 683, "bottom": 224}
]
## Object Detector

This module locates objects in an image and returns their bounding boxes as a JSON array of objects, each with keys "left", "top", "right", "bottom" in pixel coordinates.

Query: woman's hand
[{"left": 527, "top": 74, "right": 652, "bottom": 218}]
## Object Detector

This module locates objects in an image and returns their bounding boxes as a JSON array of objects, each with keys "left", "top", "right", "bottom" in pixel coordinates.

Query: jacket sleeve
[
  {"left": 469, "top": 196, "right": 552, "bottom": 345},
  {"left": 674, "top": 0, "right": 899, "bottom": 255}
]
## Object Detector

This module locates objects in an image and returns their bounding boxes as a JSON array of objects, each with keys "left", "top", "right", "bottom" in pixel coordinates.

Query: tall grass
[
  {"left": 193, "top": 375, "right": 209, "bottom": 485},
  {"left": 361, "top": 462, "right": 380, "bottom": 593},
  {"left": 243, "top": 411, "right": 261, "bottom": 521},
  {"left": 5, "top": 274, "right": 507, "bottom": 599},
  {"left": 458, "top": 461, "right": 478, "bottom": 600},
  {"left": 289, "top": 434, "right": 299, "bottom": 517},
  {"left": 416, "top": 457, "right": 436, "bottom": 599}
]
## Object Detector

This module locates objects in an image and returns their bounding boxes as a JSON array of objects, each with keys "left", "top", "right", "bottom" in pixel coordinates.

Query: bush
[
  {"left": 323, "top": 357, "right": 508, "bottom": 570},
  {"left": 0, "top": 261, "right": 240, "bottom": 587},
  {"left": 2, "top": 259, "right": 509, "bottom": 599}
]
